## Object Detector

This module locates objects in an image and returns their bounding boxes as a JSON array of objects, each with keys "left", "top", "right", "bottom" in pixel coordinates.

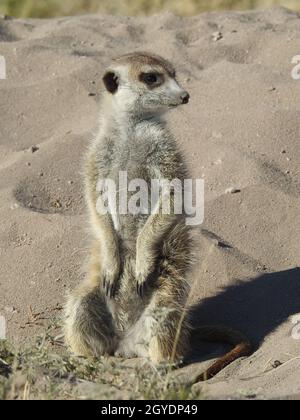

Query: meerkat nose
[{"left": 181, "top": 92, "right": 190, "bottom": 104}]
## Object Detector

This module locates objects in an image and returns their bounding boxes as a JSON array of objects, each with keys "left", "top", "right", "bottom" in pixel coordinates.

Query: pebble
[
  {"left": 212, "top": 31, "right": 223, "bottom": 41},
  {"left": 272, "top": 360, "right": 283, "bottom": 369},
  {"left": 215, "top": 240, "right": 231, "bottom": 249},
  {"left": 30, "top": 145, "right": 39, "bottom": 153},
  {"left": 10, "top": 203, "right": 20, "bottom": 210},
  {"left": 225, "top": 187, "right": 241, "bottom": 194},
  {"left": 5, "top": 306, "right": 16, "bottom": 314},
  {"left": 246, "top": 394, "right": 257, "bottom": 400},
  {"left": 212, "top": 158, "right": 222, "bottom": 166}
]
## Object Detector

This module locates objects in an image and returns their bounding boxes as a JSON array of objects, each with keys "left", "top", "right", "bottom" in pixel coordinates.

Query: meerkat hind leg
[
  {"left": 146, "top": 276, "right": 190, "bottom": 365},
  {"left": 64, "top": 243, "right": 119, "bottom": 357},
  {"left": 148, "top": 311, "right": 189, "bottom": 366}
]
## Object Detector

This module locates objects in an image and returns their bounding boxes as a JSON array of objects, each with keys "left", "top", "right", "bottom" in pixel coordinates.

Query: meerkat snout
[{"left": 181, "top": 92, "right": 190, "bottom": 104}]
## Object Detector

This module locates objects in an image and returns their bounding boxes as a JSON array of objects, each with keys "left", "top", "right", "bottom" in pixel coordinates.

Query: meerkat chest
[
  {"left": 113, "top": 124, "right": 164, "bottom": 175},
  {"left": 95, "top": 122, "right": 175, "bottom": 234}
]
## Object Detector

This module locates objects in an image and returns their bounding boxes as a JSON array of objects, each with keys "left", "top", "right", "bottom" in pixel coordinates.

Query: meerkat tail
[{"left": 192, "top": 326, "right": 252, "bottom": 382}]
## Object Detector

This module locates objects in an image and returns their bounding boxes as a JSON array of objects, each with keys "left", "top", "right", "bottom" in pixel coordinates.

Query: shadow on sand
[{"left": 188, "top": 267, "right": 300, "bottom": 361}]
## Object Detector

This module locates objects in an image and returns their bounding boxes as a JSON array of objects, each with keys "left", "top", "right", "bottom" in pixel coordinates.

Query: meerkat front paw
[
  {"left": 136, "top": 259, "right": 158, "bottom": 298},
  {"left": 102, "top": 271, "right": 118, "bottom": 298},
  {"left": 102, "top": 258, "right": 121, "bottom": 298}
]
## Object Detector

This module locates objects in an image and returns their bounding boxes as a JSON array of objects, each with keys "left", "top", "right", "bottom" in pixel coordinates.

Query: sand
[{"left": 0, "top": 6, "right": 300, "bottom": 399}]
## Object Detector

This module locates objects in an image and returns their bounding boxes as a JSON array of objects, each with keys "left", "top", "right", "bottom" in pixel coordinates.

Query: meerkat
[{"left": 64, "top": 52, "right": 251, "bottom": 380}]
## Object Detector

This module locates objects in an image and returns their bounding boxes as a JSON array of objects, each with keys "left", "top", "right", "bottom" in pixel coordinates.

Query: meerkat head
[{"left": 102, "top": 52, "right": 190, "bottom": 117}]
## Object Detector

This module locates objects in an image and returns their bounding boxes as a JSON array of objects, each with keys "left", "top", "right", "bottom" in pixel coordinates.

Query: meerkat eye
[
  {"left": 145, "top": 73, "right": 158, "bottom": 83},
  {"left": 139, "top": 72, "right": 163, "bottom": 87}
]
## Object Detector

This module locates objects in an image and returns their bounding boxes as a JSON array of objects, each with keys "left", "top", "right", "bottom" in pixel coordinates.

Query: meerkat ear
[{"left": 103, "top": 71, "right": 119, "bottom": 94}]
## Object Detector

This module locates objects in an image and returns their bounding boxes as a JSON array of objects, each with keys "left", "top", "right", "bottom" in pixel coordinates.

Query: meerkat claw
[
  {"left": 136, "top": 269, "right": 158, "bottom": 297},
  {"left": 102, "top": 276, "right": 116, "bottom": 298},
  {"left": 136, "top": 282, "right": 145, "bottom": 298}
]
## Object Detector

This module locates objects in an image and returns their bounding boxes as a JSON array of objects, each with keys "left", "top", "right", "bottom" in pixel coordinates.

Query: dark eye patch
[
  {"left": 139, "top": 72, "right": 163, "bottom": 88},
  {"left": 103, "top": 71, "right": 119, "bottom": 94}
]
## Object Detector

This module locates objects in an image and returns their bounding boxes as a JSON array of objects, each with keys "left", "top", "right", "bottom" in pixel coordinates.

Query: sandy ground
[{"left": 0, "top": 6, "right": 300, "bottom": 399}]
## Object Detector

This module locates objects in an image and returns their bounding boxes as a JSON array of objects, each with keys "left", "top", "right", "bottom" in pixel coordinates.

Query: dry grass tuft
[{"left": 0, "top": 321, "right": 202, "bottom": 400}]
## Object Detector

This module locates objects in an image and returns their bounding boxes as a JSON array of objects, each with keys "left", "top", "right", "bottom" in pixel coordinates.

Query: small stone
[
  {"left": 10, "top": 203, "right": 20, "bottom": 210},
  {"left": 225, "top": 187, "right": 241, "bottom": 194},
  {"left": 88, "top": 92, "right": 96, "bottom": 97},
  {"left": 5, "top": 306, "right": 16, "bottom": 313},
  {"left": 272, "top": 360, "right": 283, "bottom": 369},
  {"left": 27, "top": 162, "right": 31, "bottom": 167},
  {"left": 212, "top": 31, "right": 223, "bottom": 41},
  {"left": 213, "top": 158, "right": 222, "bottom": 166},
  {"left": 246, "top": 394, "right": 257, "bottom": 400},
  {"left": 52, "top": 200, "right": 62, "bottom": 209},
  {"left": 214, "top": 240, "right": 231, "bottom": 249},
  {"left": 30, "top": 145, "right": 39, "bottom": 153}
]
